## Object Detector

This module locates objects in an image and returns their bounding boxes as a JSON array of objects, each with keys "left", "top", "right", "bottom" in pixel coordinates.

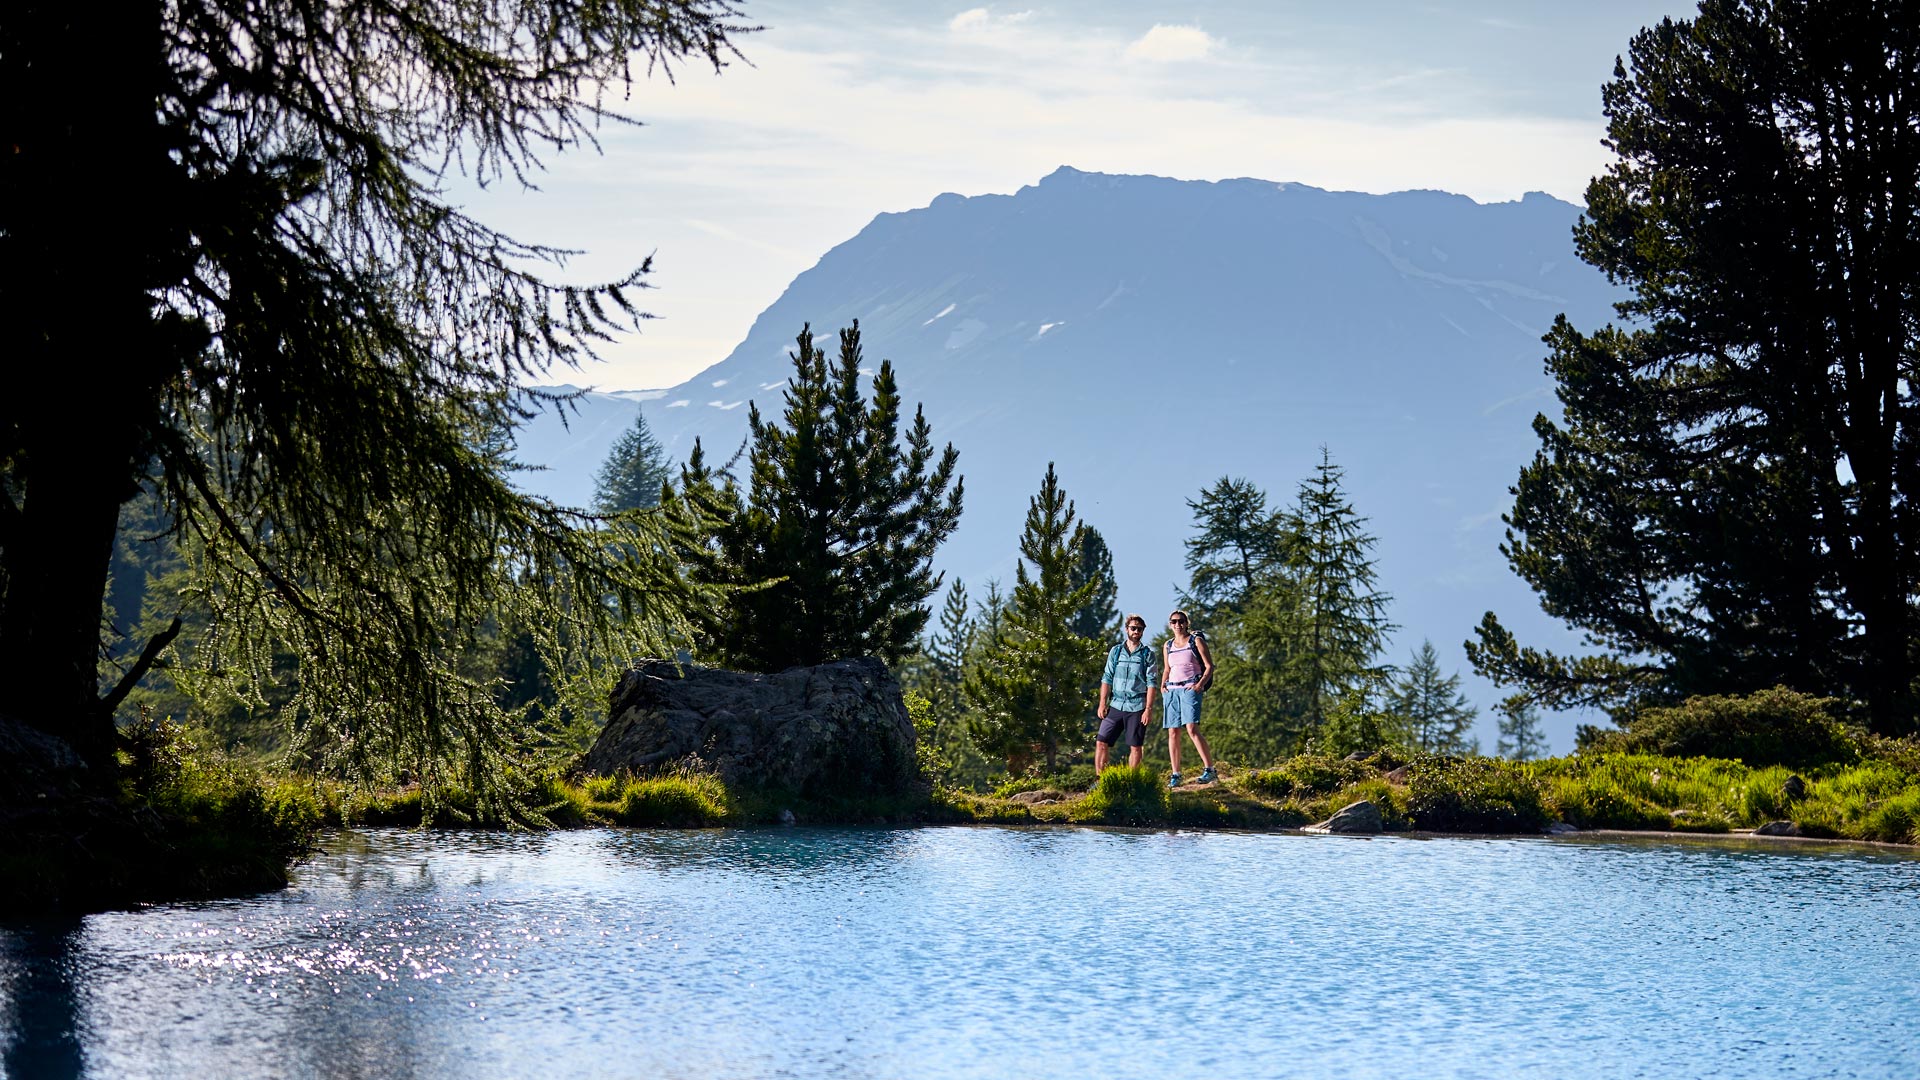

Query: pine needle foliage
[
  {"left": 1182, "top": 475, "right": 1301, "bottom": 764},
  {"left": 668, "top": 322, "right": 964, "bottom": 671},
  {"left": 0, "top": 0, "right": 752, "bottom": 804},
  {"left": 1187, "top": 455, "right": 1395, "bottom": 765},
  {"left": 964, "top": 464, "right": 1105, "bottom": 773}
]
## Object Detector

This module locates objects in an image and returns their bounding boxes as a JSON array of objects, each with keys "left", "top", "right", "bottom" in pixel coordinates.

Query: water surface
[{"left": 3, "top": 827, "right": 1917, "bottom": 1079}]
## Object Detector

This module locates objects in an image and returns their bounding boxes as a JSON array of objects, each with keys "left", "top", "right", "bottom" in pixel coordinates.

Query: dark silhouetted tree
[
  {"left": 0, "top": 0, "right": 749, "bottom": 805},
  {"left": 1469, "top": 1, "right": 1920, "bottom": 735}
]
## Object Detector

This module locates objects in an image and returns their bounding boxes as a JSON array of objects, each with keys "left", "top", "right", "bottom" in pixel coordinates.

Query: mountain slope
[{"left": 521, "top": 167, "right": 1625, "bottom": 750}]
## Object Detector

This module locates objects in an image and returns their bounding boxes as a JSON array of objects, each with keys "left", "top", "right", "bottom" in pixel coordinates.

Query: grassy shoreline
[
  {"left": 9, "top": 746, "right": 1916, "bottom": 916},
  {"left": 279, "top": 746, "right": 1920, "bottom": 844}
]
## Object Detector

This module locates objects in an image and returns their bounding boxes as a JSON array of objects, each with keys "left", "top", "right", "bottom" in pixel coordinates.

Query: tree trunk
[{"left": 0, "top": 0, "right": 168, "bottom": 772}]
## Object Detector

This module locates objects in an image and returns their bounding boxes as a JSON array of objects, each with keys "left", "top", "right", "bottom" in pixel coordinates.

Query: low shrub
[
  {"left": 1605, "top": 686, "right": 1859, "bottom": 769},
  {"left": 1668, "top": 810, "right": 1733, "bottom": 833},
  {"left": 1861, "top": 734, "right": 1920, "bottom": 775},
  {"left": 1735, "top": 766, "right": 1796, "bottom": 823},
  {"left": 5, "top": 718, "right": 328, "bottom": 911},
  {"left": 1406, "top": 755, "right": 1549, "bottom": 833},
  {"left": 1241, "top": 754, "right": 1372, "bottom": 800},
  {"left": 996, "top": 763, "right": 1099, "bottom": 800},
  {"left": 932, "top": 790, "right": 1035, "bottom": 824},
  {"left": 1299, "top": 777, "right": 1409, "bottom": 829}
]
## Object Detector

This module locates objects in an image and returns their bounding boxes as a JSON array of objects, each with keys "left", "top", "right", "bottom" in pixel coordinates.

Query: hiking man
[
  {"left": 1093, "top": 614, "right": 1158, "bottom": 773},
  {"left": 1161, "top": 609, "right": 1218, "bottom": 787}
]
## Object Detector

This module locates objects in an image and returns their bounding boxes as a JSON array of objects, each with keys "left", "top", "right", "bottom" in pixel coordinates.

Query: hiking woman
[{"left": 1161, "top": 609, "right": 1218, "bottom": 787}]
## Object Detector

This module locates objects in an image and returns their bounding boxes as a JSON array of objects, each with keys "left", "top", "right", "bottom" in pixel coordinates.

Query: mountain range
[{"left": 511, "top": 166, "right": 1628, "bottom": 751}]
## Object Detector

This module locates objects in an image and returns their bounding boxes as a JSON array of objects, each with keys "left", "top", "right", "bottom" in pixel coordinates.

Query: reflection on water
[
  {"left": 1, "top": 920, "right": 84, "bottom": 1080},
  {"left": 3, "top": 827, "right": 1918, "bottom": 1079}
]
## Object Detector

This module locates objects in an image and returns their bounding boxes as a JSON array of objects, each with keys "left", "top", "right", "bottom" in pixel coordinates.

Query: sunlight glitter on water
[{"left": 3, "top": 827, "right": 1919, "bottom": 1080}]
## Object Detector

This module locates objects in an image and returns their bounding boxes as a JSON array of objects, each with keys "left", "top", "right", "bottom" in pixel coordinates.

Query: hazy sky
[{"left": 466, "top": 1, "right": 1695, "bottom": 391}]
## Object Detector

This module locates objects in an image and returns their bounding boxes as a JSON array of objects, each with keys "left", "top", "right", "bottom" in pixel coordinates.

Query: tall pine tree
[
  {"left": 1183, "top": 476, "right": 1289, "bottom": 618},
  {"left": 964, "top": 465, "right": 1104, "bottom": 774},
  {"left": 1292, "top": 448, "right": 1395, "bottom": 739},
  {"left": 0, "top": 0, "right": 751, "bottom": 788},
  {"left": 1497, "top": 703, "right": 1547, "bottom": 762}
]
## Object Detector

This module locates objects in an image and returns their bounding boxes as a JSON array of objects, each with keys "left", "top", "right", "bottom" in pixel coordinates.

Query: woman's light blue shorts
[{"left": 1163, "top": 687, "right": 1203, "bottom": 729}]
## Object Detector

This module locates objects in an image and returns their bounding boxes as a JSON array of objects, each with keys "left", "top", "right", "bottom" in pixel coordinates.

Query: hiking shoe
[
  {"left": 1167, "top": 772, "right": 1182, "bottom": 789},
  {"left": 1197, "top": 767, "right": 1218, "bottom": 785}
]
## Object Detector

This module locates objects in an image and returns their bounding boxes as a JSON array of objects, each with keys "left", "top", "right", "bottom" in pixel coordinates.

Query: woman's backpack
[{"left": 1191, "top": 629, "right": 1215, "bottom": 692}]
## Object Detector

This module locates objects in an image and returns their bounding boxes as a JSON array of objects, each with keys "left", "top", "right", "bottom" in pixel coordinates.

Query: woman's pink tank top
[{"left": 1166, "top": 638, "right": 1202, "bottom": 685}]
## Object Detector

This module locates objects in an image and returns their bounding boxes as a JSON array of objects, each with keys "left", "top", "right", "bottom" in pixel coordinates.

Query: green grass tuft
[{"left": 1076, "top": 766, "right": 1168, "bottom": 825}]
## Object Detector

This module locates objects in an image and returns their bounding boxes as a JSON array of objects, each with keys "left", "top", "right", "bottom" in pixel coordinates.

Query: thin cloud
[
  {"left": 1124, "top": 24, "right": 1216, "bottom": 62},
  {"left": 950, "top": 8, "right": 1033, "bottom": 33}
]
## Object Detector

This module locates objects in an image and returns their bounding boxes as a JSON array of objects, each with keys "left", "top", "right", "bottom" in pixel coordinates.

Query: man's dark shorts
[{"left": 1096, "top": 707, "right": 1147, "bottom": 749}]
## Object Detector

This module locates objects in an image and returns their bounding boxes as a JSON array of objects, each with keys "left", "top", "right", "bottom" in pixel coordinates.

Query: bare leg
[
  {"left": 1186, "top": 726, "right": 1216, "bottom": 771},
  {"left": 1094, "top": 740, "right": 1110, "bottom": 773},
  {"left": 1128, "top": 745, "right": 1144, "bottom": 768},
  {"left": 1169, "top": 725, "right": 1183, "bottom": 775}
]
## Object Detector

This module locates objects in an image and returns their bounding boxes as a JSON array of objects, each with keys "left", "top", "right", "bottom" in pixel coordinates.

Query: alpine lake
[{"left": 2, "top": 825, "right": 1917, "bottom": 1079}]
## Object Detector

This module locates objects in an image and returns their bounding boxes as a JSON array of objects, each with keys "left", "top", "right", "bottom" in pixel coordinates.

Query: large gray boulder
[
  {"left": 580, "top": 657, "right": 920, "bottom": 800},
  {"left": 1304, "top": 799, "right": 1384, "bottom": 834}
]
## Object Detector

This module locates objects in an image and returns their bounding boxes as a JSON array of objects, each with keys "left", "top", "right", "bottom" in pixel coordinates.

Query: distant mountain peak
[{"left": 512, "top": 166, "right": 1624, "bottom": 754}]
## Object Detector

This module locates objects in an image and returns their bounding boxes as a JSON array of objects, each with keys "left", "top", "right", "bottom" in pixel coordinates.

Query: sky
[{"left": 462, "top": 0, "right": 1696, "bottom": 391}]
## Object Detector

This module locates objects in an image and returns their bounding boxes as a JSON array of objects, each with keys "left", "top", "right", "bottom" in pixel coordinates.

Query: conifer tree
[
  {"left": 927, "top": 580, "right": 974, "bottom": 681},
  {"left": 1470, "top": 1, "right": 1920, "bottom": 735},
  {"left": 964, "top": 465, "right": 1104, "bottom": 774},
  {"left": 1183, "top": 476, "right": 1289, "bottom": 617},
  {"left": 593, "top": 410, "right": 672, "bottom": 514},
  {"left": 1203, "top": 572, "right": 1310, "bottom": 766},
  {"left": 1390, "top": 640, "right": 1479, "bottom": 754},
  {"left": 0, "top": 0, "right": 750, "bottom": 796},
  {"left": 669, "top": 322, "right": 964, "bottom": 671},
  {"left": 1067, "top": 524, "right": 1120, "bottom": 643},
  {"left": 1292, "top": 448, "right": 1396, "bottom": 737},
  {"left": 1182, "top": 476, "right": 1305, "bottom": 765},
  {"left": 1496, "top": 703, "right": 1548, "bottom": 762},
  {"left": 1318, "top": 673, "right": 1410, "bottom": 758},
  {"left": 969, "top": 579, "right": 1010, "bottom": 662},
  {"left": 898, "top": 580, "right": 973, "bottom": 743}
]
